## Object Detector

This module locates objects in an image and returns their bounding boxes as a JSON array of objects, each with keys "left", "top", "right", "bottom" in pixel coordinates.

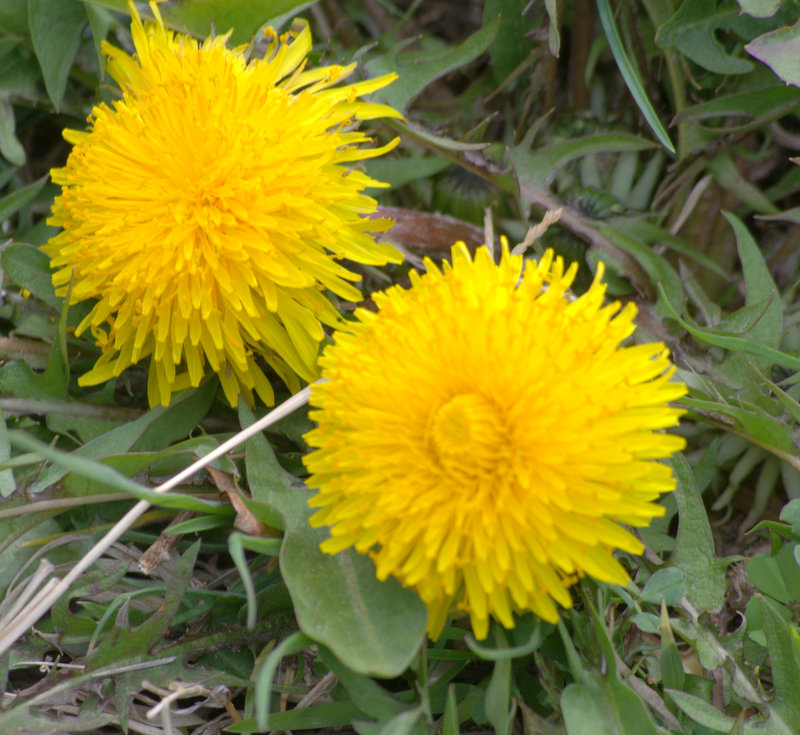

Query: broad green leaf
[
  {"left": 2, "top": 239, "right": 59, "bottom": 310},
  {"left": 510, "top": 134, "right": 656, "bottom": 190},
  {"left": 0, "top": 177, "right": 49, "bottom": 228},
  {"left": 160, "top": 0, "right": 313, "bottom": 45},
  {"left": 281, "top": 516, "right": 427, "bottom": 677},
  {"left": 0, "top": 96, "right": 24, "bottom": 166},
  {"left": 367, "top": 19, "right": 499, "bottom": 111},
  {"left": 596, "top": 0, "right": 674, "bottom": 153},
  {"left": 738, "top": 0, "right": 781, "bottom": 17},
  {"left": 746, "top": 20, "right": 800, "bottom": 87},
  {"left": 484, "top": 0, "right": 531, "bottom": 85},
  {"left": 84, "top": 1, "right": 116, "bottom": 70},
  {"left": 759, "top": 596, "right": 800, "bottom": 732},
  {"left": 561, "top": 670, "right": 659, "bottom": 735},
  {"left": 747, "top": 545, "right": 800, "bottom": 604},
  {"left": 668, "top": 454, "right": 729, "bottom": 612},
  {"left": 29, "top": 0, "right": 87, "bottom": 109},
  {"left": 656, "top": 0, "right": 754, "bottom": 74},
  {"left": 639, "top": 568, "right": 686, "bottom": 605}
]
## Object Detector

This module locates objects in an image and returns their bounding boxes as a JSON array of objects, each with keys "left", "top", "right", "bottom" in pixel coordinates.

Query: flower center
[{"left": 430, "top": 392, "right": 506, "bottom": 478}]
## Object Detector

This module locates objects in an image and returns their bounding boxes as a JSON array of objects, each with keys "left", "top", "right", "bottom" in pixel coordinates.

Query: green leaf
[
  {"left": 281, "top": 517, "right": 427, "bottom": 677},
  {"left": 656, "top": 0, "right": 754, "bottom": 74},
  {"left": 596, "top": 222, "right": 684, "bottom": 315},
  {"left": 0, "top": 411, "right": 14, "bottom": 497},
  {"left": 747, "top": 545, "right": 800, "bottom": 604},
  {"left": 367, "top": 19, "right": 500, "bottom": 111},
  {"left": 0, "top": 177, "right": 49, "bottom": 228},
  {"left": 484, "top": 657, "right": 513, "bottom": 735},
  {"left": 510, "top": 134, "right": 656, "bottom": 190},
  {"left": 596, "top": 0, "right": 675, "bottom": 153},
  {"left": 9, "top": 430, "right": 228, "bottom": 514},
  {"left": 88, "top": 541, "right": 201, "bottom": 668},
  {"left": 28, "top": 0, "right": 87, "bottom": 109},
  {"left": 240, "top": 403, "right": 302, "bottom": 528},
  {"left": 708, "top": 156, "right": 780, "bottom": 215},
  {"left": 159, "top": 0, "right": 312, "bottom": 45},
  {"left": 442, "top": 686, "right": 460, "bottom": 735},
  {"left": 561, "top": 671, "right": 659, "bottom": 735},
  {"left": 674, "top": 86, "right": 800, "bottom": 133},
  {"left": 129, "top": 378, "right": 217, "bottom": 452},
  {"left": 0, "top": 96, "right": 24, "bottom": 166},
  {"left": 668, "top": 454, "right": 729, "bottom": 612},
  {"left": 659, "top": 286, "right": 800, "bottom": 373},
  {"left": 746, "top": 19, "right": 800, "bottom": 87},
  {"left": 723, "top": 211, "right": 782, "bottom": 347},
  {"left": 666, "top": 689, "right": 735, "bottom": 731},
  {"left": 28, "top": 404, "right": 167, "bottom": 494},
  {"left": 738, "top": 0, "right": 781, "bottom": 17},
  {"left": 639, "top": 568, "right": 686, "bottom": 605},
  {"left": 484, "top": 0, "right": 530, "bottom": 85},
  {"left": 318, "top": 646, "right": 413, "bottom": 722},
  {"left": 363, "top": 156, "right": 451, "bottom": 191},
  {"left": 759, "top": 596, "right": 800, "bottom": 731}
]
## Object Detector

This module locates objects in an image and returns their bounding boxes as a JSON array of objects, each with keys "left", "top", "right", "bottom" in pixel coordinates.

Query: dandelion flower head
[
  {"left": 45, "top": 1, "right": 402, "bottom": 407},
  {"left": 304, "top": 243, "right": 687, "bottom": 639}
]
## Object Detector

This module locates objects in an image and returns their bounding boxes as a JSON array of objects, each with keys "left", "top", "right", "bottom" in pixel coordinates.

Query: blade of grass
[{"left": 596, "top": 0, "right": 675, "bottom": 153}]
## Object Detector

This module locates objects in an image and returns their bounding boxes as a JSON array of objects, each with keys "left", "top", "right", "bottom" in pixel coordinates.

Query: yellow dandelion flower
[
  {"left": 44, "top": 1, "right": 402, "bottom": 407},
  {"left": 304, "top": 243, "right": 687, "bottom": 640}
]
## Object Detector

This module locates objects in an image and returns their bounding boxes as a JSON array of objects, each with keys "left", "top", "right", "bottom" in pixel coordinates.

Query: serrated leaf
[
  {"left": 668, "top": 454, "right": 729, "bottom": 612},
  {"left": 746, "top": 19, "right": 800, "bottom": 87},
  {"left": 656, "top": 0, "right": 754, "bottom": 74},
  {"left": 29, "top": 0, "right": 87, "bottom": 109},
  {"left": 88, "top": 542, "right": 201, "bottom": 668},
  {"left": 367, "top": 19, "right": 499, "bottom": 111}
]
